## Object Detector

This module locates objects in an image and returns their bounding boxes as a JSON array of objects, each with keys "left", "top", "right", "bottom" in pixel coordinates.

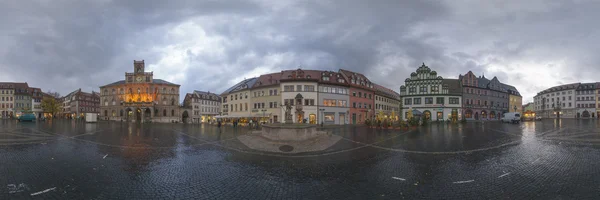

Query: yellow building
[{"left": 509, "top": 94, "right": 522, "bottom": 113}]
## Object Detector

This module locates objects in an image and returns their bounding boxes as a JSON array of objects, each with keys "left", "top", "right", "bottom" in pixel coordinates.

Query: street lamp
[{"left": 319, "top": 108, "right": 325, "bottom": 126}]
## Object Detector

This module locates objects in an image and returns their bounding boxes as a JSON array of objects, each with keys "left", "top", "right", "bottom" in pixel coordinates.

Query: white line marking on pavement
[
  {"left": 30, "top": 187, "right": 56, "bottom": 196},
  {"left": 531, "top": 158, "right": 540, "bottom": 164},
  {"left": 453, "top": 180, "right": 474, "bottom": 184},
  {"left": 103, "top": 154, "right": 108, "bottom": 159},
  {"left": 392, "top": 177, "right": 406, "bottom": 181},
  {"left": 498, "top": 173, "right": 510, "bottom": 178}
]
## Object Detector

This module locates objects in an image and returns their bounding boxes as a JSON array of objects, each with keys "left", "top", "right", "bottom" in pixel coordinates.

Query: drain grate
[{"left": 279, "top": 145, "right": 294, "bottom": 152}]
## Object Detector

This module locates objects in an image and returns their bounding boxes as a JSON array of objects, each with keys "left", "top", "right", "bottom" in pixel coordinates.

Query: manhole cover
[{"left": 279, "top": 145, "right": 294, "bottom": 152}]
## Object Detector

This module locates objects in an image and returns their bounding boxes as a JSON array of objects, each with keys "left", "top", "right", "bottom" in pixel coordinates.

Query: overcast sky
[{"left": 1, "top": 0, "right": 599, "bottom": 103}]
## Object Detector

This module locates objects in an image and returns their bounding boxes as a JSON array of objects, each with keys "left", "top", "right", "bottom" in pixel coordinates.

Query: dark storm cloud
[{"left": 1, "top": 0, "right": 600, "bottom": 103}]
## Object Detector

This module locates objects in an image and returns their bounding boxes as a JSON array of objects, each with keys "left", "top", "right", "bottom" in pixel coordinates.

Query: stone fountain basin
[{"left": 258, "top": 124, "right": 326, "bottom": 142}]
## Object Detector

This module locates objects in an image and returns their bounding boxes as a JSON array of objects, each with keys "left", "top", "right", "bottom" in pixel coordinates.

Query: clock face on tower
[{"left": 136, "top": 76, "right": 143, "bottom": 82}]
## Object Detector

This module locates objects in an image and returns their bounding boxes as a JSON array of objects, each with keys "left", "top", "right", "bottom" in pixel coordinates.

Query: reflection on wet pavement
[{"left": 1, "top": 119, "right": 600, "bottom": 199}]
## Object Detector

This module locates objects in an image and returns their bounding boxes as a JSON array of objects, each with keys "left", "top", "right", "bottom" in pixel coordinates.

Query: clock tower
[
  {"left": 134, "top": 60, "right": 145, "bottom": 74},
  {"left": 126, "top": 60, "right": 153, "bottom": 83}
]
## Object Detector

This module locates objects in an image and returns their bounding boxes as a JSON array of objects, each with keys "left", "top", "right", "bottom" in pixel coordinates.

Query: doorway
[
  {"left": 182, "top": 111, "right": 189, "bottom": 123},
  {"left": 352, "top": 113, "right": 356, "bottom": 124},
  {"left": 309, "top": 114, "right": 316, "bottom": 124},
  {"left": 136, "top": 108, "right": 142, "bottom": 122}
]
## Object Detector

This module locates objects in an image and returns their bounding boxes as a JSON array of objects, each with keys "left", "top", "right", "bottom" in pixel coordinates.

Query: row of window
[
  {"left": 405, "top": 97, "right": 459, "bottom": 105},
  {"left": 463, "top": 88, "right": 507, "bottom": 98},
  {"left": 352, "top": 102, "right": 372, "bottom": 109},
  {"left": 576, "top": 90, "right": 597, "bottom": 95},
  {"left": 283, "top": 99, "right": 316, "bottom": 106},
  {"left": 464, "top": 99, "right": 507, "bottom": 107},
  {"left": 230, "top": 92, "right": 248, "bottom": 101},
  {"left": 14, "top": 103, "right": 30, "bottom": 108},
  {"left": 375, "top": 103, "right": 399, "bottom": 112},
  {"left": 576, "top": 96, "right": 599, "bottom": 101},
  {"left": 375, "top": 96, "right": 398, "bottom": 104},
  {"left": 0, "top": 103, "right": 14, "bottom": 109},
  {"left": 352, "top": 91, "right": 372, "bottom": 99},
  {"left": 577, "top": 103, "right": 596, "bottom": 108},
  {"left": 0, "top": 90, "right": 13, "bottom": 94},
  {"left": 194, "top": 100, "right": 219, "bottom": 105},
  {"left": 323, "top": 99, "right": 348, "bottom": 107},
  {"left": 408, "top": 85, "right": 440, "bottom": 94},
  {"left": 253, "top": 102, "right": 279, "bottom": 109},
  {"left": 283, "top": 85, "right": 316, "bottom": 92},
  {"left": 320, "top": 86, "right": 348, "bottom": 95},
  {"left": 1, "top": 97, "right": 13, "bottom": 101},
  {"left": 253, "top": 89, "right": 279, "bottom": 97}
]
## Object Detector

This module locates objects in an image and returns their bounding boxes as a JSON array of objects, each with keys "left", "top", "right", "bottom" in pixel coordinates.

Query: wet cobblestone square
[{"left": 2, "top": 119, "right": 600, "bottom": 199}]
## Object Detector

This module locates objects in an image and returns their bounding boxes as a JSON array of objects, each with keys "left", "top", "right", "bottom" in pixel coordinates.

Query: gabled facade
[
  {"left": 279, "top": 69, "right": 320, "bottom": 124},
  {"left": 400, "top": 63, "right": 461, "bottom": 121},
  {"left": 338, "top": 69, "right": 374, "bottom": 124},
  {"left": 251, "top": 73, "right": 282, "bottom": 123},
  {"left": 60, "top": 88, "right": 100, "bottom": 119},
  {"left": 183, "top": 90, "right": 221, "bottom": 123},
  {"left": 459, "top": 71, "right": 510, "bottom": 120},
  {"left": 0, "top": 83, "right": 15, "bottom": 118},
  {"left": 317, "top": 71, "right": 350, "bottom": 125},
  {"left": 575, "top": 83, "right": 596, "bottom": 118}
]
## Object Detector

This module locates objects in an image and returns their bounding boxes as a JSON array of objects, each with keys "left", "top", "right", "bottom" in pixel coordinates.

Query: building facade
[
  {"left": 400, "top": 63, "right": 462, "bottom": 121},
  {"left": 99, "top": 60, "right": 181, "bottom": 122},
  {"left": 339, "top": 69, "right": 374, "bottom": 125},
  {"left": 220, "top": 77, "right": 258, "bottom": 122},
  {"left": 374, "top": 84, "right": 401, "bottom": 121},
  {"left": 30, "top": 87, "right": 43, "bottom": 118},
  {"left": 14, "top": 83, "right": 31, "bottom": 117},
  {"left": 183, "top": 90, "right": 221, "bottom": 123},
  {"left": 534, "top": 83, "right": 578, "bottom": 119},
  {"left": 317, "top": 71, "right": 350, "bottom": 125},
  {"left": 575, "top": 83, "right": 596, "bottom": 118},
  {"left": 251, "top": 73, "right": 282, "bottom": 123},
  {"left": 60, "top": 88, "right": 100, "bottom": 119},
  {"left": 280, "top": 69, "right": 319, "bottom": 124},
  {"left": 459, "top": 71, "right": 517, "bottom": 120},
  {"left": 0, "top": 83, "right": 14, "bottom": 118}
]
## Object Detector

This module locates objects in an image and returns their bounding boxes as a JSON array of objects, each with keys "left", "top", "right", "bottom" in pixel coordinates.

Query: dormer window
[
  {"left": 306, "top": 75, "right": 311, "bottom": 79},
  {"left": 323, "top": 77, "right": 330, "bottom": 81}
]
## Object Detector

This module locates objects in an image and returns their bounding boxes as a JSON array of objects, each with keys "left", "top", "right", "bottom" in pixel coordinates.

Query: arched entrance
[
  {"left": 481, "top": 111, "right": 487, "bottom": 119},
  {"left": 136, "top": 108, "right": 142, "bottom": 122},
  {"left": 465, "top": 109, "right": 473, "bottom": 119},
  {"left": 583, "top": 110, "right": 590, "bottom": 118},
  {"left": 125, "top": 108, "right": 132, "bottom": 121},
  {"left": 490, "top": 111, "right": 496, "bottom": 119},
  {"left": 182, "top": 110, "right": 189, "bottom": 123},
  {"left": 144, "top": 108, "right": 151, "bottom": 122},
  {"left": 577, "top": 112, "right": 581, "bottom": 118},
  {"left": 423, "top": 110, "right": 431, "bottom": 121}
]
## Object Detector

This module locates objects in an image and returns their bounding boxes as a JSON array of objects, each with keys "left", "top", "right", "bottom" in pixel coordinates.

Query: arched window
[
  {"left": 129, "top": 88, "right": 133, "bottom": 94},
  {"left": 103, "top": 89, "right": 107, "bottom": 95},
  {"left": 171, "top": 88, "right": 175, "bottom": 94},
  {"left": 171, "top": 110, "right": 175, "bottom": 116},
  {"left": 112, "top": 110, "right": 116, "bottom": 116},
  {"left": 171, "top": 98, "right": 175, "bottom": 105},
  {"left": 104, "top": 110, "right": 107, "bottom": 116},
  {"left": 163, "top": 109, "right": 167, "bottom": 116}
]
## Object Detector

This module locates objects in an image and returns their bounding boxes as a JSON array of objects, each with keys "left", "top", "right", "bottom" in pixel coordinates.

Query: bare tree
[{"left": 45, "top": 90, "right": 61, "bottom": 98}]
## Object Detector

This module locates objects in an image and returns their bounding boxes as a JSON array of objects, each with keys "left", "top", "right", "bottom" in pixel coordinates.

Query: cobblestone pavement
[{"left": 1, "top": 119, "right": 600, "bottom": 199}]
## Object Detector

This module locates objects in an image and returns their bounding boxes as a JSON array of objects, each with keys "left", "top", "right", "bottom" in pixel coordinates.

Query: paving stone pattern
[{"left": 1, "top": 119, "right": 600, "bottom": 199}]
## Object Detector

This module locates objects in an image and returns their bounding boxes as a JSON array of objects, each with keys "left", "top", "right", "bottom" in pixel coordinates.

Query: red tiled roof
[
  {"left": 338, "top": 69, "right": 374, "bottom": 91},
  {"left": 279, "top": 69, "right": 322, "bottom": 82},
  {"left": 373, "top": 83, "right": 400, "bottom": 99},
  {"left": 252, "top": 72, "right": 283, "bottom": 88}
]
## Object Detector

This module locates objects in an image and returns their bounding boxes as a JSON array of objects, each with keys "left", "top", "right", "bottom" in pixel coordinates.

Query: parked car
[
  {"left": 535, "top": 116, "right": 542, "bottom": 120},
  {"left": 18, "top": 113, "right": 36, "bottom": 122},
  {"left": 502, "top": 112, "right": 521, "bottom": 124}
]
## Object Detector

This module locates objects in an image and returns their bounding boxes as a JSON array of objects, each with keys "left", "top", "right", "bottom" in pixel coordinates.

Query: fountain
[{"left": 237, "top": 94, "right": 341, "bottom": 153}]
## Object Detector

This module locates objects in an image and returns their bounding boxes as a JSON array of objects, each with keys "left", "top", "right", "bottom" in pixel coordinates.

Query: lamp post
[{"left": 319, "top": 108, "right": 325, "bottom": 127}]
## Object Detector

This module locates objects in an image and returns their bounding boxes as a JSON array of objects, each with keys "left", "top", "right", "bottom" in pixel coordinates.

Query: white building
[
  {"left": 280, "top": 69, "right": 320, "bottom": 124},
  {"left": 534, "top": 83, "right": 578, "bottom": 118},
  {"left": 183, "top": 90, "right": 221, "bottom": 123},
  {"left": 400, "top": 64, "right": 462, "bottom": 121},
  {"left": 0, "top": 83, "right": 14, "bottom": 118}
]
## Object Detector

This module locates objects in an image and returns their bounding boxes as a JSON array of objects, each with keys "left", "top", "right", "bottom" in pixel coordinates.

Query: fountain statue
[{"left": 236, "top": 93, "right": 340, "bottom": 153}]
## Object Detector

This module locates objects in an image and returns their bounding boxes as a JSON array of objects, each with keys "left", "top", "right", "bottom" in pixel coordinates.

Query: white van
[{"left": 502, "top": 112, "right": 521, "bottom": 124}]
